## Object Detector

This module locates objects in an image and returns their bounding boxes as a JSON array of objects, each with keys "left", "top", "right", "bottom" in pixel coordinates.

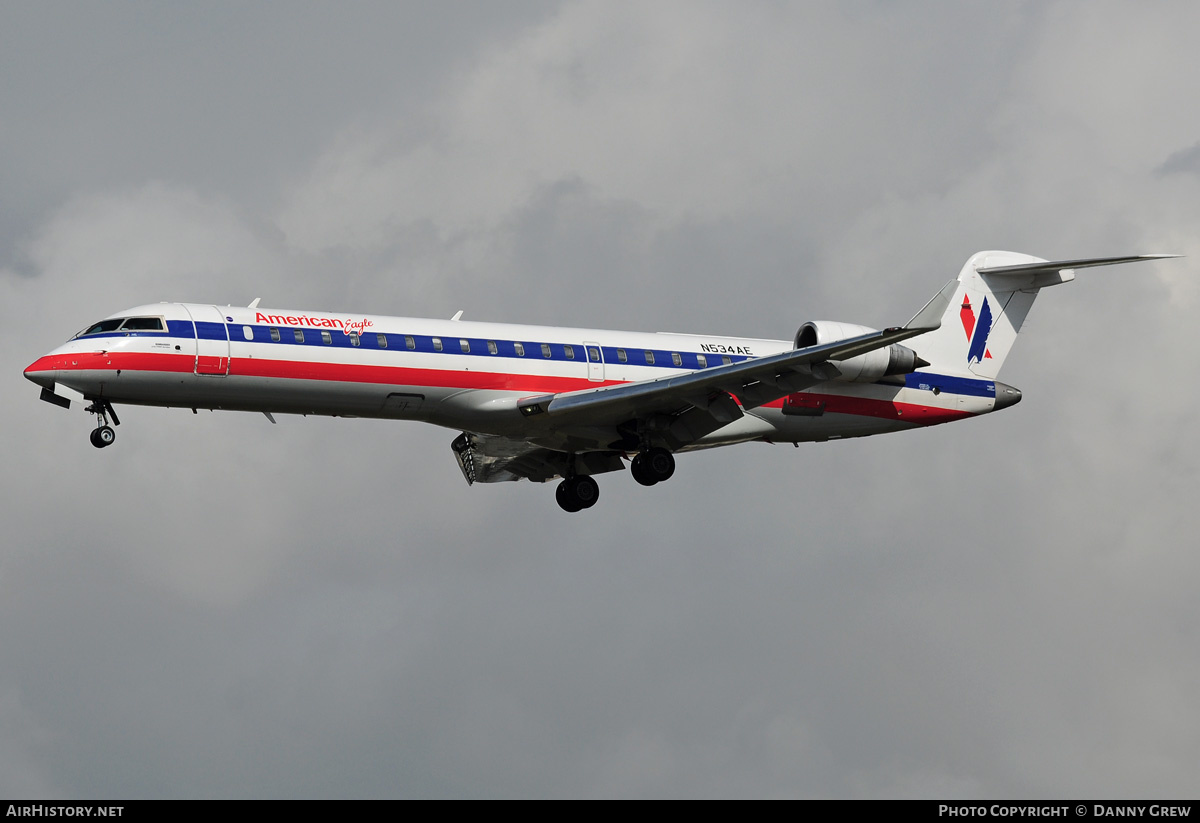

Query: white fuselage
[{"left": 25, "top": 302, "right": 999, "bottom": 453}]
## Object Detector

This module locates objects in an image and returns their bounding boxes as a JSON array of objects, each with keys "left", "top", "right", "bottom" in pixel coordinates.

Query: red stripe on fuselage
[
  {"left": 42, "top": 351, "right": 976, "bottom": 425},
  {"left": 764, "top": 393, "right": 974, "bottom": 424},
  {"left": 25, "top": 351, "right": 195, "bottom": 375},
  {"left": 228, "top": 354, "right": 623, "bottom": 393},
  {"left": 43, "top": 350, "right": 622, "bottom": 394}
]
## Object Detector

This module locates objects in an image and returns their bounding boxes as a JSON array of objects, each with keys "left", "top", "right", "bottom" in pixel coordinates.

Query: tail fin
[{"left": 910, "top": 251, "right": 1178, "bottom": 379}]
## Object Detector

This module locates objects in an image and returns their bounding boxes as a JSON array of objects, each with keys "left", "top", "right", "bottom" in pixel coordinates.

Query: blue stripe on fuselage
[
  {"left": 72, "top": 321, "right": 1003, "bottom": 394},
  {"left": 77, "top": 320, "right": 756, "bottom": 371},
  {"left": 905, "top": 372, "right": 994, "bottom": 397}
]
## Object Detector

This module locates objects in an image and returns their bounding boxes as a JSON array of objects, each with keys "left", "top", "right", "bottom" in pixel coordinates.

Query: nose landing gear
[{"left": 85, "top": 400, "right": 120, "bottom": 449}]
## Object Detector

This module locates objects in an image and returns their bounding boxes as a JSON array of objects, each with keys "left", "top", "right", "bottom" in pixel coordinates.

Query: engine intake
[{"left": 795, "top": 321, "right": 927, "bottom": 382}]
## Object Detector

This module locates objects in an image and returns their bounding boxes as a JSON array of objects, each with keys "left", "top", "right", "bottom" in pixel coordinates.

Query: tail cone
[{"left": 993, "top": 381, "right": 1022, "bottom": 410}]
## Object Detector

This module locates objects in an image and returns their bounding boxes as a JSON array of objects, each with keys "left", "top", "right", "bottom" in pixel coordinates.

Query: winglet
[
  {"left": 905, "top": 277, "right": 956, "bottom": 331},
  {"left": 248, "top": 297, "right": 261, "bottom": 309}
]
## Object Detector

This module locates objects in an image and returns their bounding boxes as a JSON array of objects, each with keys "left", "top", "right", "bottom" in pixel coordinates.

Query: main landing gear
[
  {"left": 85, "top": 399, "right": 120, "bottom": 449},
  {"left": 630, "top": 447, "right": 675, "bottom": 486},
  {"left": 554, "top": 447, "right": 677, "bottom": 512},
  {"left": 556, "top": 474, "right": 600, "bottom": 513}
]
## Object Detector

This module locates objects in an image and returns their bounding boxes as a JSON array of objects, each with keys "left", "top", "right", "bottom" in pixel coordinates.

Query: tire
[
  {"left": 556, "top": 480, "right": 582, "bottom": 513},
  {"left": 630, "top": 454, "right": 657, "bottom": 486},
  {"left": 570, "top": 475, "right": 599, "bottom": 509},
  {"left": 96, "top": 426, "right": 116, "bottom": 447},
  {"left": 557, "top": 476, "right": 599, "bottom": 511},
  {"left": 644, "top": 447, "right": 675, "bottom": 482}
]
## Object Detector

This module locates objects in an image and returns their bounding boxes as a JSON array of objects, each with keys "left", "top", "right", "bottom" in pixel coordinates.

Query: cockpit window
[
  {"left": 79, "top": 319, "right": 124, "bottom": 336},
  {"left": 77, "top": 316, "right": 167, "bottom": 338},
  {"left": 120, "top": 317, "right": 165, "bottom": 331}
]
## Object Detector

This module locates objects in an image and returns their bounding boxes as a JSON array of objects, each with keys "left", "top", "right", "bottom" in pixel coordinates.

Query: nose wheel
[
  {"left": 85, "top": 399, "right": 120, "bottom": 448},
  {"left": 90, "top": 426, "right": 116, "bottom": 448}
]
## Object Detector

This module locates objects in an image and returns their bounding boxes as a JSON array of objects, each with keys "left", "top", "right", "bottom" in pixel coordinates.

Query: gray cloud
[
  {"left": 1158, "top": 142, "right": 1200, "bottom": 176},
  {"left": 3, "top": 0, "right": 1199, "bottom": 798}
]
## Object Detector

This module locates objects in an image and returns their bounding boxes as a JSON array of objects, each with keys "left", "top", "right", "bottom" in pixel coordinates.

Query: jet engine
[{"left": 794, "top": 321, "right": 927, "bottom": 382}]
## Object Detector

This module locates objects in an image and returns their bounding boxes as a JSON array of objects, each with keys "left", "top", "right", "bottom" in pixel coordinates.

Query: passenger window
[
  {"left": 541, "top": 344, "right": 551, "bottom": 358},
  {"left": 487, "top": 340, "right": 498, "bottom": 355},
  {"left": 617, "top": 349, "right": 627, "bottom": 363},
  {"left": 243, "top": 326, "right": 254, "bottom": 341},
  {"left": 672, "top": 353, "right": 682, "bottom": 366},
  {"left": 350, "top": 331, "right": 361, "bottom": 347},
  {"left": 722, "top": 356, "right": 731, "bottom": 365},
  {"left": 589, "top": 347, "right": 600, "bottom": 362},
  {"left": 270, "top": 328, "right": 281, "bottom": 342},
  {"left": 294, "top": 329, "right": 305, "bottom": 343},
  {"left": 405, "top": 335, "right": 415, "bottom": 350},
  {"left": 321, "top": 330, "right": 332, "bottom": 345},
  {"left": 460, "top": 339, "right": 470, "bottom": 353},
  {"left": 564, "top": 345, "right": 574, "bottom": 360},
  {"left": 433, "top": 337, "right": 443, "bottom": 352},
  {"left": 645, "top": 350, "right": 655, "bottom": 365},
  {"left": 377, "top": 333, "right": 387, "bottom": 348},
  {"left": 515, "top": 342, "right": 525, "bottom": 357},
  {"left": 697, "top": 354, "right": 707, "bottom": 368}
]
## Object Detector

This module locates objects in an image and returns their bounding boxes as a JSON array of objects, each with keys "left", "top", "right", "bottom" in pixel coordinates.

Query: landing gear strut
[
  {"left": 556, "top": 474, "right": 600, "bottom": 513},
  {"left": 630, "top": 447, "right": 675, "bottom": 486},
  {"left": 85, "top": 399, "right": 120, "bottom": 449}
]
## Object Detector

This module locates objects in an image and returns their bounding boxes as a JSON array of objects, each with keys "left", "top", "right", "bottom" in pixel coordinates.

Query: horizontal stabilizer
[{"left": 976, "top": 254, "right": 1180, "bottom": 276}]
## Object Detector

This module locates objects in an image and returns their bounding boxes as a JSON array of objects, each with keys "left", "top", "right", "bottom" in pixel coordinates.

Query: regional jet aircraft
[{"left": 24, "top": 251, "right": 1176, "bottom": 511}]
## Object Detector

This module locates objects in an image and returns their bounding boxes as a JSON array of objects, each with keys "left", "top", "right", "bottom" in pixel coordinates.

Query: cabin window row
[
  {"left": 76, "top": 319, "right": 734, "bottom": 368},
  {"left": 253, "top": 326, "right": 734, "bottom": 367}
]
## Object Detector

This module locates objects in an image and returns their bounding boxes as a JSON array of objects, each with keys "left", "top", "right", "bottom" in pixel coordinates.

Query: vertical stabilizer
[
  {"left": 911, "top": 251, "right": 1064, "bottom": 380},
  {"left": 908, "top": 251, "right": 1177, "bottom": 379}
]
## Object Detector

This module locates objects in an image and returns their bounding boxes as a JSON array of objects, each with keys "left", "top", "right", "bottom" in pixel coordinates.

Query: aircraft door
[
  {"left": 584, "top": 341, "right": 604, "bottom": 382},
  {"left": 182, "top": 305, "right": 231, "bottom": 376}
]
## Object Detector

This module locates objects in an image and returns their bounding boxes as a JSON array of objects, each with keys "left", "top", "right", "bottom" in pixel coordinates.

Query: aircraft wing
[
  {"left": 451, "top": 282, "right": 951, "bottom": 482},
  {"left": 451, "top": 320, "right": 893, "bottom": 483},
  {"left": 508, "top": 280, "right": 952, "bottom": 446}
]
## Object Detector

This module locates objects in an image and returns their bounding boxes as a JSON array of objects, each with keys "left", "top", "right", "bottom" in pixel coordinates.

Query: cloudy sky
[{"left": 3, "top": 1, "right": 1198, "bottom": 798}]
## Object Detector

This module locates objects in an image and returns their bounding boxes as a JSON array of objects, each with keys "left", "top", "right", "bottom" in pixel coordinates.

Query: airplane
[{"left": 24, "top": 250, "right": 1177, "bottom": 512}]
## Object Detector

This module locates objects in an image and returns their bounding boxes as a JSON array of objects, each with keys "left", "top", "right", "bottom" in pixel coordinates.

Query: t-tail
[{"left": 909, "top": 251, "right": 1179, "bottom": 380}]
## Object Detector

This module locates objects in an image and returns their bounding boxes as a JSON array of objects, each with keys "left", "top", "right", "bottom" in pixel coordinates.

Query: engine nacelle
[{"left": 794, "top": 321, "right": 925, "bottom": 382}]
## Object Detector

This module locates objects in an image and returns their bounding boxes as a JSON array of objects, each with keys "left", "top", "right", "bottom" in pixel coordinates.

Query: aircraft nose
[
  {"left": 993, "top": 381, "right": 1022, "bottom": 410},
  {"left": 24, "top": 356, "right": 57, "bottom": 389}
]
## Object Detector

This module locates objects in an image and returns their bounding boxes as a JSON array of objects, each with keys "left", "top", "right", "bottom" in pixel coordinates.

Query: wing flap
[{"left": 452, "top": 432, "right": 624, "bottom": 484}]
